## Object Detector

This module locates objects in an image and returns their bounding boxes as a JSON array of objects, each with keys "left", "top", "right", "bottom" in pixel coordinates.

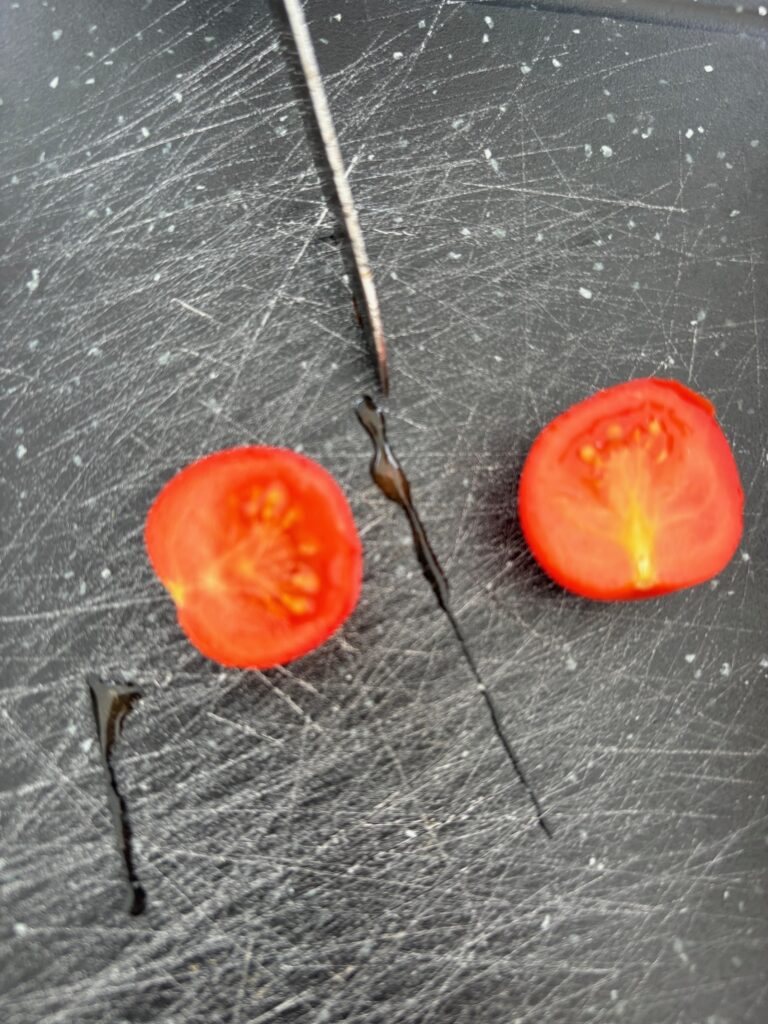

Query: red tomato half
[
  {"left": 145, "top": 448, "right": 362, "bottom": 668},
  {"left": 518, "top": 378, "right": 743, "bottom": 600}
]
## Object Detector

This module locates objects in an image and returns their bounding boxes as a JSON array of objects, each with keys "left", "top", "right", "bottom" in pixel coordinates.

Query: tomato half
[
  {"left": 145, "top": 448, "right": 362, "bottom": 668},
  {"left": 518, "top": 378, "right": 743, "bottom": 600}
]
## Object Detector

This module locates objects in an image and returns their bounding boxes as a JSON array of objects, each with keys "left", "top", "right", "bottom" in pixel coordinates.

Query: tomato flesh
[
  {"left": 145, "top": 447, "right": 362, "bottom": 668},
  {"left": 518, "top": 379, "right": 743, "bottom": 600}
]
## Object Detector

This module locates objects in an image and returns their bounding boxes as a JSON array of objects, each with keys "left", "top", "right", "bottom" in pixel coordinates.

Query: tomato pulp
[
  {"left": 518, "top": 378, "right": 743, "bottom": 600},
  {"left": 145, "top": 447, "right": 363, "bottom": 668}
]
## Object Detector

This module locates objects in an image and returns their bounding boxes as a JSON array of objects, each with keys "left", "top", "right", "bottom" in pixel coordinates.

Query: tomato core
[
  {"left": 518, "top": 379, "right": 743, "bottom": 600},
  {"left": 145, "top": 448, "right": 362, "bottom": 667}
]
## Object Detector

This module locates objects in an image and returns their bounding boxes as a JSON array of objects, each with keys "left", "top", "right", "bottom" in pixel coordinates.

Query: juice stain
[
  {"left": 86, "top": 675, "right": 147, "bottom": 914},
  {"left": 356, "top": 396, "right": 551, "bottom": 838}
]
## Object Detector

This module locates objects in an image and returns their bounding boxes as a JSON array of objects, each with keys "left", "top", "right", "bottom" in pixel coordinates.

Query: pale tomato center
[
  {"left": 568, "top": 413, "right": 681, "bottom": 589},
  {"left": 171, "top": 479, "right": 322, "bottom": 621}
]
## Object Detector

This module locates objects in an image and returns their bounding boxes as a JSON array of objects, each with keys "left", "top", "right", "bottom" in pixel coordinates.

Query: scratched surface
[{"left": 2, "top": 1, "right": 768, "bottom": 1022}]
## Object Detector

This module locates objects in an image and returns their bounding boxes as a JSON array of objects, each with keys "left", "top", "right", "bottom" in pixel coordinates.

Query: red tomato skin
[
  {"left": 145, "top": 447, "right": 363, "bottom": 668},
  {"left": 517, "top": 379, "right": 744, "bottom": 601}
]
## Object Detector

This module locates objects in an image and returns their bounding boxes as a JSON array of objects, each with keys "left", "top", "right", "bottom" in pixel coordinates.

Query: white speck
[
  {"left": 52, "top": 29, "right": 63, "bottom": 41},
  {"left": 405, "top": 828, "right": 417, "bottom": 839},
  {"left": 759, "top": 657, "right": 768, "bottom": 669},
  {"left": 584, "top": 143, "right": 592, "bottom": 157},
  {"left": 685, "top": 153, "right": 694, "bottom": 165},
  {"left": 720, "top": 662, "right": 732, "bottom": 678},
  {"left": 593, "top": 260, "right": 604, "bottom": 271},
  {"left": 141, "top": 126, "right": 150, "bottom": 138},
  {"left": 759, "top": 5, "right": 766, "bottom": 15},
  {"left": 461, "top": 227, "right": 472, "bottom": 237},
  {"left": 685, "top": 128, "right": 694, "bottom": 139},
  {"left": 541, "top": 914, "right": 551, "bottom": 930},
  {"left": 484, "top": 15, "right": 494, "bottom": 27},
  {"left": 26, "top": 268, "right": 40, "bottom": 295},
  {"left": 448, "top": 251, "right": 462, "bottom": 260},
  {"left": 600, "top": 144, "right": 613, "bottom": 157},
  {"left": 685, "top": 653, "right": 696, "bottom": 663},
  {"left": 750, "top": 139, "right": 760, "bottom": 147},
  {"left": 573, "top": 28, "right": 580, "bottom": 33},
  {"left": 492, "top": 226, "right": 507, "bottom": 238},
  {"left": 49, "top": 76, "right": 59, "bottom": 89},
  {"left": 606, "top": 112, "right": 616, "bottom": 123},
  {"left": 332, "top": 12, "right": 342, "bottom": 21},
  {"left": 729, "top": 209, "right": 740, "bottom": 218},
  {"left": 579, "top": 286, "right": 593, "bottom": 299},
  {"left": 521, "top": 63, "right": 531, "bottom": 75},
  {"left": 13, "top": 923, "right": 29, "bottom": 937},
  {"left": 72, "top": 454, "right": 83, "bottom": 467},
  {"left": 484, "top": 147, "right": 492, "bottom": 160},
  {"left": 101, "top": 567, "right": 112, "bottom": 580},
  {"left": 80, "top": 737, "right": 94, "bottom": 753},
  {"left": 418, "top": 19, "right": 426, "bottom": 28},
  {"left": 610, "top": 990, "right": 619, "bottom": 1002},
  {"left": 79, "top": 581, "right": 87, "bottom": 596},
  {"left": 482, "top": 33, "right": 490, "bottom": 44},
  {"left": 741, "top": 551, "right": 750, "bottom": 562},
  {"left": 704, "top": 64, "right": 713, "bottom": 73},
  {"left": 16, "top": 444, "right": 27, "bottom": 460},
  {"left": 173, "top": 91, "right": 183, "bottom": 102},
  {"left": 565, "top": 656, "right": 578, "bottom": 671},
  {"left": 552, "top": 58, "right": 562, "bottom": 68},
  {"left": 697, "top": 126, "right": 704, "bottom": 134},
  {"left": 85, "top": 78, "right": 95, "bottom": 85},
  {"left": 392, "top": 51, "right": 404, "bottom": 60}
]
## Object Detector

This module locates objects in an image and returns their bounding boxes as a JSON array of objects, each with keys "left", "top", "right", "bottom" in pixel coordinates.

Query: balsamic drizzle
[
  {"left": 356, "top": 396, "right": 551, "bottom": 838},
  {"left": 86, "top": 675, "right": 147, "bottom": 914}
]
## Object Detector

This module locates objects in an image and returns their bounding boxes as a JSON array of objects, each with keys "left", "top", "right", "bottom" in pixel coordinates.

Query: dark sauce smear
[
  {"left": 86, "top": 675, "right": 147, "bottom": 914},
  {"left": 356, "top": 396, "right": 552, "bottom": 838}
]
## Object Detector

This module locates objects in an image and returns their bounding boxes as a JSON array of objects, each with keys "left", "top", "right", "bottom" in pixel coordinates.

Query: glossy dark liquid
[
  {"left": 356, "top": 396, "right": 551, "bottom": 838},
  {"left": 86, "top": 675, "right": 147, "bottom": 914}
]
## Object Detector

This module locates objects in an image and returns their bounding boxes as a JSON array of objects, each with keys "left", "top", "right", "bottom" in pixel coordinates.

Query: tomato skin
[
  {"left": 145, "top": 447, "right": 362, "bottom": 668},
  {"left": 518, "top": 379, "right": 743, "bottom": 601}
]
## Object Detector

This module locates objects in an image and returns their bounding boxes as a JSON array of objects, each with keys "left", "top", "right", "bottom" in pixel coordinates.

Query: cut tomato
[
  {"left": 145, "top": 447, "right": 362, "bottom": 668},
  {"left": 518, "top": 378, "right": 743, "bottom": 600}
]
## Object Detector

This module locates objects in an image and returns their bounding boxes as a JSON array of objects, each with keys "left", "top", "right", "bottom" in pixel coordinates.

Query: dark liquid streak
[
  {"left": 86, "top": 675, "right": 147, "bottom": 915},
  {"left": 356, "top": 397, "right": 551, "bottom": 838}
]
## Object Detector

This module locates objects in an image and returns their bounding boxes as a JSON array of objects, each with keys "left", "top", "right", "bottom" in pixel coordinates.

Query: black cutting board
[{"left": 2, "top": 1, "right": 767, "bottom": 1022}]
